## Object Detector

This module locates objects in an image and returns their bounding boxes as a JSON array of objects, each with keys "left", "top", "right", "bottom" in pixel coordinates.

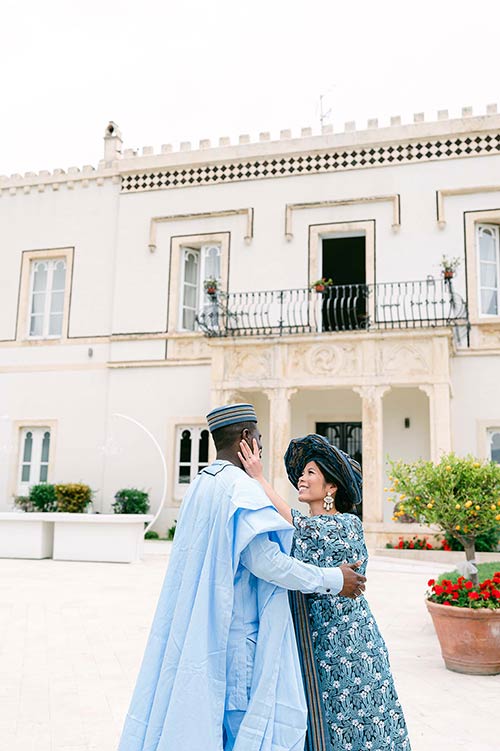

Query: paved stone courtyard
[{"left": 0, "top": 543, "right": 498, "bottom": 751}]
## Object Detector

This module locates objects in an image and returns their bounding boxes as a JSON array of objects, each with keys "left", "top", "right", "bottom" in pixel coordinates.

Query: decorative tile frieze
[{"left": 121, "top": 131, "right": 500, "bottom": 193}]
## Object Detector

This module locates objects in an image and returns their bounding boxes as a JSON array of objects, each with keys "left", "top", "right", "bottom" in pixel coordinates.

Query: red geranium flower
[
  {"left": 443, "top": 601, "right": 451, "bottom": 606},
  {"left": 434, "top": 585, "right": 444, "bottom": 595},
  {"left": 452, "top": 592, "right": 459, "bottom": 600},
  {"left": 465, "top": 581, "right": 473, "bottom": 590},
  {"left": 468, "top": 591, "right": 480, "bottom": 600},
  {"left": 482, "top": 591, "right": 491, "bottom": 600},
  {"left": 491, "top": 589, "right": 500, "bottom": 599},
  {"left": 427, "top": 579, "right": 435, "bottom": 587}
]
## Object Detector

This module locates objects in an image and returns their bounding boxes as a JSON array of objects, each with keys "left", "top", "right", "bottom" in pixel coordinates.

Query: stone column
[
  {"left": 265, "top": 387, "right": 297, "bottom": 500},
  {"left": 354, "top": 385, "right": 389, "bottom": 524},
  {"left": 419, "top": 383, "right": 452, "bottom": 460}
]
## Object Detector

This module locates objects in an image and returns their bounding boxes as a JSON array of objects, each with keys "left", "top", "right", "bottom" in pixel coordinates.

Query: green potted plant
[
  {"left": 440, "top": 255, "right": 461, "bottom": 280},
  {"left": 203, "top": 277, "right": 219, "bottom": 296},
  {"left": 389, "top": 453, "right": 500, "bottom": 674},
  {"left": 113, "top": 488, "right": 150, "bottom": 514},
  {"left": 310, "top": 277, "right": 333, "bottom": 293}
]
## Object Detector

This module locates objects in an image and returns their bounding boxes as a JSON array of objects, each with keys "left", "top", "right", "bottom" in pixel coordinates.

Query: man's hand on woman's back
[{"left": 339, "top": 562, "right": 366, "bottom": 599}]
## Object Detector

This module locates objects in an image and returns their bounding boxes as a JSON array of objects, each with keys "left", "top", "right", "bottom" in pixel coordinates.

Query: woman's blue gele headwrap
[{"left": 284, "top": 433, "right": 363, "bottom": 506}]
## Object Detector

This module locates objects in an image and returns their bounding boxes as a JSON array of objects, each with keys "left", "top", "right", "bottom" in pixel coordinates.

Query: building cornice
[{"left": 2, "top": 108, "right": 500, "bottom": 196}]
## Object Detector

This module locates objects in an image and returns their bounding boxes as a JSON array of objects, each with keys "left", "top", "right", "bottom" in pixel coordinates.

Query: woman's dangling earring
[{"left": 323, "top": 491, "right": 335, "bottom": 511}]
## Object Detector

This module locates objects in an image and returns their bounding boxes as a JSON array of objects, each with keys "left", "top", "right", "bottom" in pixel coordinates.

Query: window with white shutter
[
  {"left": 477, "top": 225, "right": 500, "bottom": 316},
  {"left": 175, "top": 425, "right": 210, "bottom": 496},
  {"left": 18, "top": 427, "right": 52, "bottom": 495},
  {"left": 179, "top": 244, "right": 221, "bottom": 331},
  {"left": 28, "top": 258, "right": 67, "bottom": 338}
]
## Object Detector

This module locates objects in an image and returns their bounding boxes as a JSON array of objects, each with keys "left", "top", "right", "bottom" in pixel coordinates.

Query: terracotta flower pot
[
  {"left": 426, "top": 599, "right": 500, "bottom": 675},
  {"left": 443, "top": 270, "right": 454, "bottom": 280},
  {"left": 314, "top": 284, "right": 326, "bottom": 293}
]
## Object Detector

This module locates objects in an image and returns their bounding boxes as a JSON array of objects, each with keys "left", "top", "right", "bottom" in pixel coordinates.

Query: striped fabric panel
[{"left": 289, "top": 591, "right": 334, "bottom": 751}]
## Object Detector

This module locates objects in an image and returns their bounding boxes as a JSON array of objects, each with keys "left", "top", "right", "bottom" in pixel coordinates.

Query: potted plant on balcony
[
  {"left": 310, "top": 277, "right": 333, "bottom": 293},
  {"left": 440, "top": 255, "right": 461, "bottom": 280},
  {"left": 204, "top": 277, "right": 219, "bottom": 296},
  {"left": 389, "top": 453, "right": 500, "bottom": 674}
]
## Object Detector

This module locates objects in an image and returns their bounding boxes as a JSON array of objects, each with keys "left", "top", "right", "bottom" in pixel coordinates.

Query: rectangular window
[
  {"left": 18, "top": 427, "right": 51, "bottom": 495},
  {"left": 175, "top": 425, "right": 210, "bottom": 494},
  {"left": 477, "top": 225, "right": 500, "bottom": 316},
  {"left": 488, "top": 428, "right": 500, "bottom": 463},
  {"left": 28, "top": 258, "right": 67, "bottom": 338},
  {"left": 180, "top": 244, "right": 221, "bottom": 331}
]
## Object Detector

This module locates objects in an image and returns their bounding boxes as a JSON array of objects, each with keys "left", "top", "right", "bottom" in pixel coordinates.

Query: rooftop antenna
[{"left": 318, "top": 85, "right": 335, "bottom": 128}]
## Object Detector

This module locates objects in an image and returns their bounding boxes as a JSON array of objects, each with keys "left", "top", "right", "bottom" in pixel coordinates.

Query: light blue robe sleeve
[{"left": 240, "top": 533, "right": 343, "bottom": 595}]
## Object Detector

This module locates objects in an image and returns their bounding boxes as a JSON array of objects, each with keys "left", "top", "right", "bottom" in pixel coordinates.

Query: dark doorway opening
[
  {"left": 315, "top": 421, "right": 363, "bottom": 518},
  {"left": 320, "top": 235, "right": 367, "bottom": 331}
]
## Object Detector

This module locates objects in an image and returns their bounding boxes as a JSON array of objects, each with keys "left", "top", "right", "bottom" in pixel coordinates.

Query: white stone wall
[{"left": 2, "top": 113, "right": 500, "bottom": 533}]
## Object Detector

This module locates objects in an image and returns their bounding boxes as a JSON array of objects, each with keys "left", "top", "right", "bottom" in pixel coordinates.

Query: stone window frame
[
  {"left": 464, "top": 209, "right": 500, "bottom": 324},
  {"left": 308, "top": 219, "right": 375, "bottom": 285},
  {"left": 308, "top": 220, "right": 375, "bottom": 327},
  {"left": 16, "top": 247, "right": 74, "bottom": 342},
  {"left": 167, "top": 232, "right": 230, "bottom": 334},
  {"left": 476, "top": 419, "right": 500, "bottom": 462},
  {"left": 9, "top": 419, "right": 58, "bottom": 500},
  {"left": 168, "top": 418, "right": 214, "bottom": 504}
]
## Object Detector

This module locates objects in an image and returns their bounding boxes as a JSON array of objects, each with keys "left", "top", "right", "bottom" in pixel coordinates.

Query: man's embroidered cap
[{"left": 206, "top": 403, "right": 258, "bottom": 433}]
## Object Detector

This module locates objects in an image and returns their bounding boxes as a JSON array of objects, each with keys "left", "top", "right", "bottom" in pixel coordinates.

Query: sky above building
[{"left": 1, "top": 0, "right": 499, "bottom": 175}]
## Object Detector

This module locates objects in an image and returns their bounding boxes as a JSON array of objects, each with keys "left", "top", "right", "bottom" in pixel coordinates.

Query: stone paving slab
[{"left": 0, "top": 543, "right": 498, "bottom": 751}]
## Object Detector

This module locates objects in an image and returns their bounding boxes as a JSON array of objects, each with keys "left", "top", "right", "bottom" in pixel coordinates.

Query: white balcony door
[
  {"left": 18, "top": 427, "right": 51, "bottom": 496},
  {"left": 477, "top": 224, "right": 500, "bottom": 316},
  {"left": 180, "top": 244, "right": 221, "bottom": 331}
]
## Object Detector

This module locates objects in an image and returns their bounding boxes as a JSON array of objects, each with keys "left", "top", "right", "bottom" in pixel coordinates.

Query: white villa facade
[{"left": 2, "top": 108, "right": 500, "bottom": 546}]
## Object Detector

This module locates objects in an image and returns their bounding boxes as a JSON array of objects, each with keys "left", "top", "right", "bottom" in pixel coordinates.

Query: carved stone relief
[
  {"left": 224, "top": 349, "right": 272, "bottom": 381},
  {"left": 379, "top": 343, "right": 429, "bottom": 375},
  {"left": 287, "top": 343, "right": 360, "bottom": 377},
  {"left": 169, "top": 336, "right": 210, "bottom": 360}
]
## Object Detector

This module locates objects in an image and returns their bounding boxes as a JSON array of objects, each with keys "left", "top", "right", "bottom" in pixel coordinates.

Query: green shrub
[
  {"left": 29, "top": 484, "right": 57, "bottom": 512},
  {"left": 55, "top": 483, "right": 92, "bottom": 513},
  {"left": 113, "top": 488, "right": 150, "bottom": 514},
  {"left": 443, "top": 526, "right": 499, "bottom": 552},
  {"left": 144, "top": 529, "right": 159, "bottom": 540},
  {"left": 167, "top": 521, "right": 177, "bottom": 541}
]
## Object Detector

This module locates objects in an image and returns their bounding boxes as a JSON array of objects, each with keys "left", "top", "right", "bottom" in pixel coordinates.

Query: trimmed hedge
[
  {"left": 113, "top": 488, "right": 150, "bottom": 515},
  {"left": 55, "top": 483, "right": 92, "bottom": 513}
]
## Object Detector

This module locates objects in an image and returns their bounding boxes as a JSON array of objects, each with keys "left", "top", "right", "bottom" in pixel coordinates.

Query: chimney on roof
[{"left": 103, "top": 121, "right": 123, "bottom": 162}]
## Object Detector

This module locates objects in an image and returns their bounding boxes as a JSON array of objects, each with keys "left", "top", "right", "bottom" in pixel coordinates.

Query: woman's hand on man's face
[{"left": 238, "top": 439, "right": 264, "bottom": 480}]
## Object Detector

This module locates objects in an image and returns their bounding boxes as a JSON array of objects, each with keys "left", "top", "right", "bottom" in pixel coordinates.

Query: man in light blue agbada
[{"left": 118, "top": 403, "right": 366, "bottom": 751}]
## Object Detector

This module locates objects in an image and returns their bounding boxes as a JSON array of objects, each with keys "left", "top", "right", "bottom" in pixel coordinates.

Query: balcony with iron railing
[{"left": 196, "top": 279, "right": 468, "bottom": 339}]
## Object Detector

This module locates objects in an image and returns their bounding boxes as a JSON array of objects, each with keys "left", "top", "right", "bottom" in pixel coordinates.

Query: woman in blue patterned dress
[{"left": 238, "top": 434, "right": 411, "bottom": 751}]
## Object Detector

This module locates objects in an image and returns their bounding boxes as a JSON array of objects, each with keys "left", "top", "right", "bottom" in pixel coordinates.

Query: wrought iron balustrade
[{"left": 196, "top": 279, "right": 468, "bottom": 338}]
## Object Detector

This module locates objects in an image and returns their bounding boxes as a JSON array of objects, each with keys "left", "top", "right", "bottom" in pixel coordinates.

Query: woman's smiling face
[{"left": 297, "top": 461, "right": 337, "bottom": 504}]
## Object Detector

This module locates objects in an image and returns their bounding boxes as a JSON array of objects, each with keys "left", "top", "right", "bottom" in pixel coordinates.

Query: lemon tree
[{"left": 388, "top": 453, "right": 500, "bottom": 585}]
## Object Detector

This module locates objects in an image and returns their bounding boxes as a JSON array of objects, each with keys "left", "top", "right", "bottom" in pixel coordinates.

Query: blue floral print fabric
[{"left": 291, "top": 510, "right": 411, "bottom": 751}]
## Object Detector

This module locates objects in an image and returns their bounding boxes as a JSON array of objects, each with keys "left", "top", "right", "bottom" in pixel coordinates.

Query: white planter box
[
  {"left": 0, "top": 512, "right": 54, "bottom": 559},
  {"left": 52, "top": 513, "right": 153, "bottom": 563}
]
